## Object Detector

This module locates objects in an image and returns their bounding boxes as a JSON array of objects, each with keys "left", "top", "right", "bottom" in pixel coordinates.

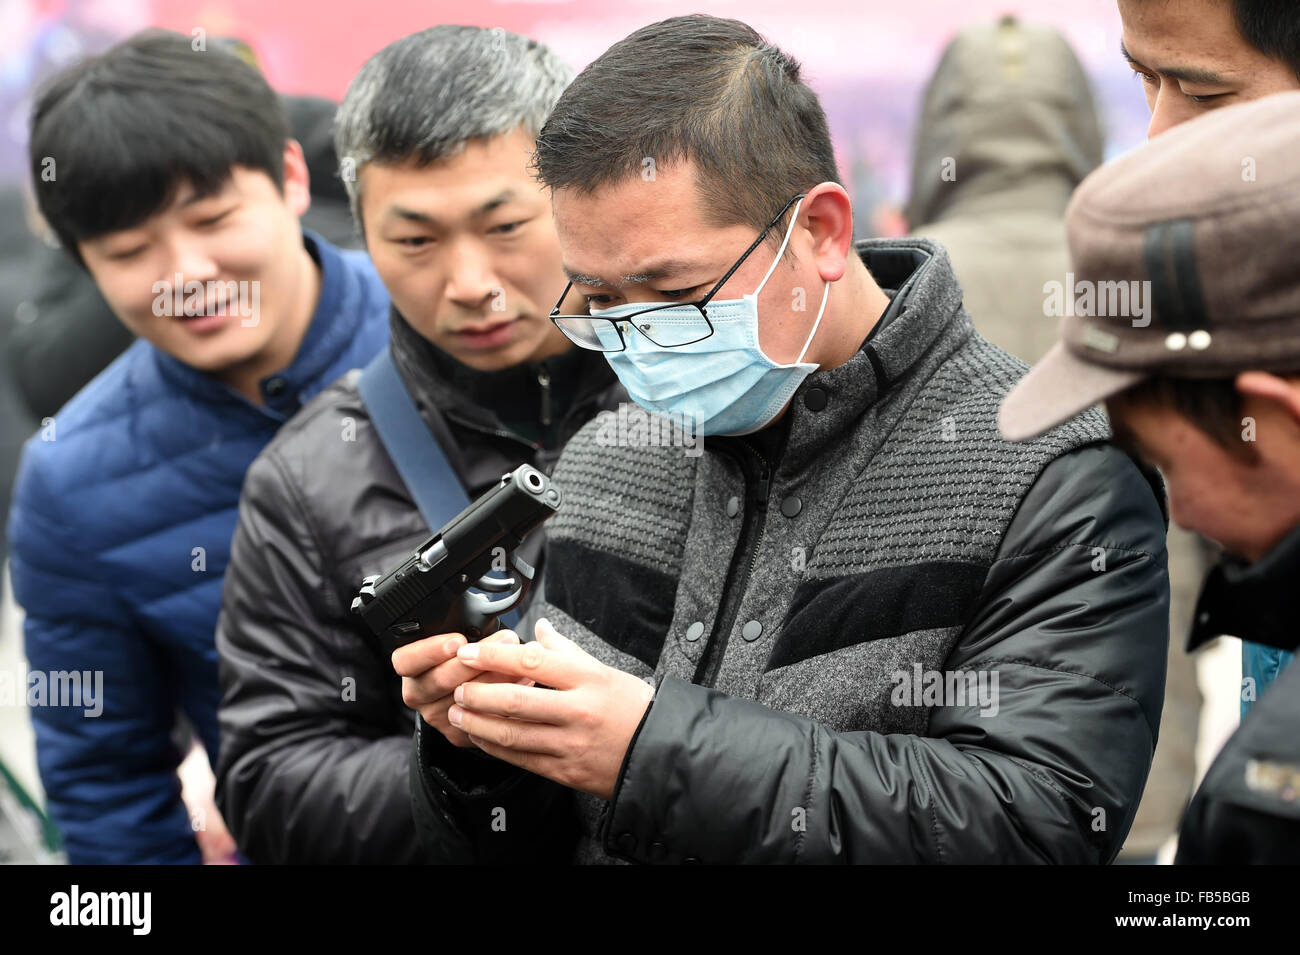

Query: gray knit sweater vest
[{"left": 522, "top": 237, "right": 1111, "bottom": 863}]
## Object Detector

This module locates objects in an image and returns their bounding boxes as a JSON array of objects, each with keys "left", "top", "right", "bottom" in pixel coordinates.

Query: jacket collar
[
  {"left": 1188, "top": 522, "right": 1300, "bottom": 654},
  {"left": 151, "top": 228, "right": 366, "bottom": 418},
  {"left": 712, "top": 237, "right": 971, "bottom": 474},
  {"left": 386, "top": 302, "right": 620, "bottom": 437}
]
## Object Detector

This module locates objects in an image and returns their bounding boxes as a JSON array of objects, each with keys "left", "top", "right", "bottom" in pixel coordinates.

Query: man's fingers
[
  {"left": 391, "top": 632, "right": 465, "bottom": 677},
  {"left": 455, "top": 637, "right": 584, "bottom": 688},
  {"left": 400, "top": 630, "right": 523, "bottom": 709},
  {"left": 392, "top": 627, "right": 520, "bottom": 677},
  {"left": 447, "top": 707, "right": 565, "bottom": 756},
  {"left": 454, "top": 679, "right": 569, "bottom": 725},
  {"left": 424, "top": 629, "right": 521, "bottom": 691}
]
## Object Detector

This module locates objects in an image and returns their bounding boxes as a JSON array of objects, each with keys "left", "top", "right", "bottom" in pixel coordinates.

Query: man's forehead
[
  {"left": 172, "top": 174, "right": 236, "bottom": 206},
  {"left": 94, "top": 176, "right": 231, "bottom": 241},
  {"left": 364, "top": 157, "right": 529, "bottom": 221},
  {"left": 1118, "top": 0, "right": 1252, "bottom": 84}
]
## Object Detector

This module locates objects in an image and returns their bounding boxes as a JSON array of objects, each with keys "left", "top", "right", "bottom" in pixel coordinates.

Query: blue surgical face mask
[{"left": 590, "top": 197, "right": 830, "bottom": 437}]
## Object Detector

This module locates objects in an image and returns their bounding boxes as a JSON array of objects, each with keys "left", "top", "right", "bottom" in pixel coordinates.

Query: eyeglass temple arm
[{"left": 698, "top": 192, "right": 807, "bottom": 307}]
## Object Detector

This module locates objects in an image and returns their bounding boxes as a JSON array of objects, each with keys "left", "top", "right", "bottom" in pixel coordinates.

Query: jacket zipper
[
  {"left": 538, "top": 367, "right": 552, "bottom": 427},
  {"left": 442, "top": 409, "right": 541, "bottom": 451},
  {"left": 692, "top": 442, "right": 773, "bottom": 688},
  {"left": 442, "top": 382, "right": 605, "bottom": 454}
]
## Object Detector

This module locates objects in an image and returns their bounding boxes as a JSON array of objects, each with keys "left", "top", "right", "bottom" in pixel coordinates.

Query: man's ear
[
  {"left": 281, "top": 139, "right": 312, "bottom": 218},
  {"left": 801, "top": 182, "right": 854, "bottom": 284},
  {"left": 1236, "top": 371, "right": 1300, "bottom": 430}
]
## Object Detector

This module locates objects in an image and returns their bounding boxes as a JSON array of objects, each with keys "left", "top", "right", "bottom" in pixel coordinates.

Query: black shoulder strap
[{"left": 358, "top": 346, "right": 470, "bottom": 530}]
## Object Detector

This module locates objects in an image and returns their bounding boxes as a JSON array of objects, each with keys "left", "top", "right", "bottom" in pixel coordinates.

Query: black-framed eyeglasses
[{"left": 549, "top": 192, "right": 808, "bottom": 352}]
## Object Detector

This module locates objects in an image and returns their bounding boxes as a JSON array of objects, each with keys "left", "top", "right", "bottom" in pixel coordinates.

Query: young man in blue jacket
[{"left": 6, "top": 29, "right": 390, "bottom": 864}]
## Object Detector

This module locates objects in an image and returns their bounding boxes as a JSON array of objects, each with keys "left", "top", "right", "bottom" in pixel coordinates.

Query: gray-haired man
[{"left": 213, "top": 25, "right": 625, "bottom": 863}]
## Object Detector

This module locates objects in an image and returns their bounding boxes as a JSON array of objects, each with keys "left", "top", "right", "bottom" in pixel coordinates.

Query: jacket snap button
[
  {"left": 741, "top": 620, "right": 763, "bottom": 641},
  {"left": 618, "top": 832, "right": 638, "bottom": 854},
  {"left": 780, "top": 496, "right": 802, "bottom": 518},
  {"left": 265, "top": 377, "right": 288, "bottom": 397},
  {"left": 649, "top": 841, "right": 666, "bottom": 860},
  {"left": 685, "top": 621, "right": 705, "bottom": 642},
  {"left": 726, "top": 496, "right": 740, "bottom": 518},
  {"left": 803, "top": 387, "right": 827, "bottom": 411},
  {"left": 683, "top": 856, "right": 701, "bottom": 864}
]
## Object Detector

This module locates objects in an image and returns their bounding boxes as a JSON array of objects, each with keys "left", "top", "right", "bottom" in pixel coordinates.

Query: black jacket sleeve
[
  {"left": 599, "top": 443, "right": 1170, "bottom": 863},
  {"left": 1175, "top": 657, "right": 1300, "bottom": 863},
  {"left": 214, "top": 449, "right": 423, "bottom": 864},
  {"left": 409, "top": 717, "right": 579, "bottom": 864}
]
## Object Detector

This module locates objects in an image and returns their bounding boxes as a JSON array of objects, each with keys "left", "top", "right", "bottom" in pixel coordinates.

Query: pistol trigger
[
  {"left": 464, "top": 589, "right": 521, "bottom": 618},
  {"left": 474, "top": 573, "right": 517, "bottom": 593}
]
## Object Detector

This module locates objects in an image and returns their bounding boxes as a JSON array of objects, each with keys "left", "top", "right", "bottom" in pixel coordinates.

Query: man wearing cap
[
  {"left": 1117, "top": 0, "right": 1300, "bottom": 830},
  {"left": 999, "top": 91, "right": 1300, "bottom": 862}
]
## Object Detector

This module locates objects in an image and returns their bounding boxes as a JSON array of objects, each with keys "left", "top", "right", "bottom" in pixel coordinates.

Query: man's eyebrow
[
  {"left": 1119, "top": 40, "right": 1230, "bottom": 85},
  {"left": 563, "top": 259, "right": 705, "bottom": 287},
  {"left": 385, "top": 190, "right": 518, "bottom": 229},
  {"left": 471, "top": 189, "right": 516, "bottom": 218},
  {"left": 388, "top": 204, "right": 439, "bottom": 227},
  {"left": 175, "top": 183, "right": 228, "bottom": 209}
]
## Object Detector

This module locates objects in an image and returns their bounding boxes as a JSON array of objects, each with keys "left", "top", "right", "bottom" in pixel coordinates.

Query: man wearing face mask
[{"left": 399, "top": 15, "right": 1170, "bottom": 864}]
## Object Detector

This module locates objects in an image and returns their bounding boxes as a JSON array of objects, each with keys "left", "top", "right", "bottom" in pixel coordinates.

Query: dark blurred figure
[
  {"left": 0, "top": 190, "right": 40, "bottom": 570},
  {"left": 907, "top": 15, "right": 1103, "bottom": 363}
]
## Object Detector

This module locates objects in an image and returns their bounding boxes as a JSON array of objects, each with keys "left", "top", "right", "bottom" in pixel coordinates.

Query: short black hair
[
  {"left": 29, "top": 28, "right": 289, "bottom": 267},
  {"left": 533, "top": 15, "right": 840, "bottom": 243},
  {"left": 1234, "top": 0, "right": 1300, "bottom": 81},
  {"left": 1110, "top": 376, "right": 1261, "bottom": 463}
]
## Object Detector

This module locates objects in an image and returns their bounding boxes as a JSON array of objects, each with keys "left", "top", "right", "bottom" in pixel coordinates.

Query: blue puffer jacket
[{"left": 6, "top": 230, "right": 389, "bottom": 864}]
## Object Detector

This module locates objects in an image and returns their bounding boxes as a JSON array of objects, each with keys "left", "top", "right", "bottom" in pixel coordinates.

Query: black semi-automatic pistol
[{"left": 351, "top": 464, "right": 562, "bottom": 652}]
